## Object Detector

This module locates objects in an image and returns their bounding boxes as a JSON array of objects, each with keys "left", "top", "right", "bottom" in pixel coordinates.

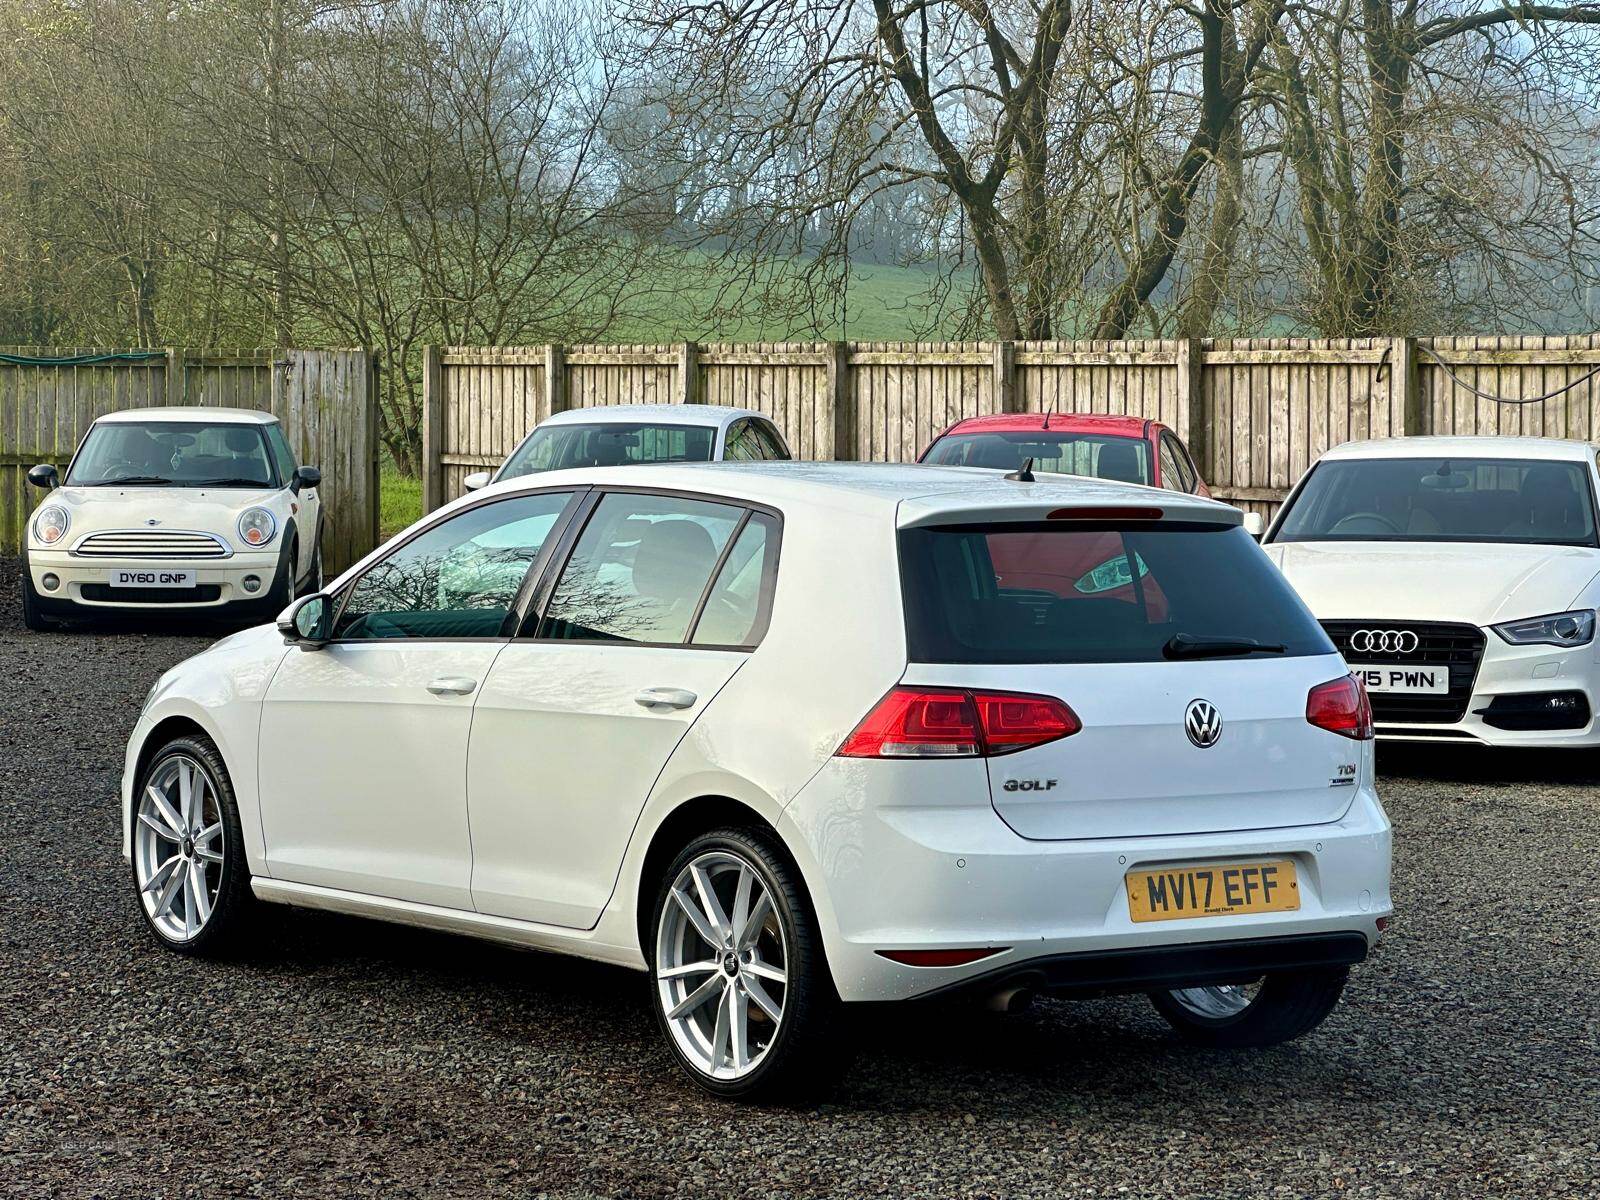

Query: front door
[
  {"left": 258, "top": 489, "right": 578, "bottom": 908},
  {"left": 468, "top": 491, "right": 780, "bottom": 928}
]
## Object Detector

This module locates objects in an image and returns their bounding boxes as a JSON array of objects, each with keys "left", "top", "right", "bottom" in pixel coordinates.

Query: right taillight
[
  {"left": 835, "top": 687, "right": 1080, "bottom": 758},
  {"left": 1307, "top": 673, "right": 1374, "bottom": 740}
]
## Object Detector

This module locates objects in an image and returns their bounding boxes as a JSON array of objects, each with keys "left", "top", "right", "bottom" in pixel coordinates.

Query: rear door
[
  {"left": 898, "top": 519, "right": 1359, "bottom": 840},
  {"left": 466, "top": 490, "right": 781, "bottom": 928}
]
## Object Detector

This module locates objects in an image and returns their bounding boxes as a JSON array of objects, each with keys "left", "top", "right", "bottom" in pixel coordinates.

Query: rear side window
[
  {"left": 900, "top": 523, "right": 1333, "bottom": 664},
  {"left": 540, "top": 494, "right": 743, "bottom": 644},
  {"left": 691, "top": 513, "right": 779, "bottom": 646}
]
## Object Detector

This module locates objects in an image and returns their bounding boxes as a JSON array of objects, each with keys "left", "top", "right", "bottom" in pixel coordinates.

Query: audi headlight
[
  {"left": 237, "top": 507, "right": 277, "bottom": 548},
  {"left": 32, "top": 504, "right": 69, "bottom": 546},
  {"left": 1491, "top": 609, "right": 1595, "bottom": 648}
]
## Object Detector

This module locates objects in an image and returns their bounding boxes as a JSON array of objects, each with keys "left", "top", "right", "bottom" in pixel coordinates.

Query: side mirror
[
  {"left": 463, "top": 471, "right": 491, "bottom": 492},
  {"left": 27, "top": 463, "right": 59, "bottom": 490},
  {"left": 278, "top": 592, "right": 332, "bottom": 648},
  {"left": 292, "top": 465, "right": 322, "bottom": 493},
  {"left": 1242, "top": 512, "right": 1266, "bottom": 539}
]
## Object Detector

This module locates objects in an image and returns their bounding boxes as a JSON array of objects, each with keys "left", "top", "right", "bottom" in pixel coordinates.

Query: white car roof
[
  {"left": 93, "top": 407, "right": 278, "bottom": 426},
  {"left": 472, "top": 460, "right": 1239, "bottom": 527},
  {"left": 1320, "top": 436, "right": 1598, "bottom": 463},
  {"left": 537, "top": 404, "right": 765, "bottom": 431}
]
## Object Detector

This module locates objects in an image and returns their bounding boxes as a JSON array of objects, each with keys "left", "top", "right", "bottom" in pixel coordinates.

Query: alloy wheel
[
  {"left": 655, "top": 850, "right": 788, "bottom": 1081},
  {"left": 134, "top": 755, "right": 225, "bottom": 942}
]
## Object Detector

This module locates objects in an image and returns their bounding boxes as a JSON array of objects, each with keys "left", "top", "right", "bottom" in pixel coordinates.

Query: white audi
[
  {"left": 22, "top": 408, "right": 323, "bottom": 629},
  {"left": 123, "top": 462, "right": 1392, "bottom": 1098},
  {"left": 1265, "top": 436, "right": 1600, "bottom": 746}
]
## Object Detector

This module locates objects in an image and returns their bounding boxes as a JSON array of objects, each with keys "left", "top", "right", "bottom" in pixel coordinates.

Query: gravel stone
[{"left": 2, "top": 558, "right": 1598, "bottom": 1198}]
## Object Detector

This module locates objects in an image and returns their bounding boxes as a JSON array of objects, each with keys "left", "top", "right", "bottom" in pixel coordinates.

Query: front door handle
[
  {"left": 426, "top": 676, "right": 478, "bottom": 697},
  {"left": 635, "top": 687, "right": 697, "bottom": 710}
]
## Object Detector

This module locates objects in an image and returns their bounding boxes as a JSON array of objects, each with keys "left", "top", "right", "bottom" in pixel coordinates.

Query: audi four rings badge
[
  {"left": 1184, "top": 699, "right": 1223, "bottom": 748},
  {"left": 1350, "top": 629, "right": 1419, "bottom": 655}
]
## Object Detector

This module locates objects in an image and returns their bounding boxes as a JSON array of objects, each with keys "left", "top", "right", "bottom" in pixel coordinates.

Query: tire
[
  {"left": 258, "top": 536, "right": 296, "bottom": 618},
  {"left": 130, "top": 734, "right": 253, "bottom": 957},
  {"left": 1149, "top": 967, "right": 1350, "bottom": 1049},
  {"left": 20, "top": 560, "right": 56, "bottom": 631},
  {"left": 648, "top": 826, "right": 843, "bottom": 1100}
]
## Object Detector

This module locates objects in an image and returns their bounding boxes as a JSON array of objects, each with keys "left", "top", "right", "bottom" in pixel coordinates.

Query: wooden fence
[
  {"left": 1, "top": 347, "right": 380, "bottom": 571},
  {"left": 423, "top": 335, "right": 1600, "bottom": 521}
]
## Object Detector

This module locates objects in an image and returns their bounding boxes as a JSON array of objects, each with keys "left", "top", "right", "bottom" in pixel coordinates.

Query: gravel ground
[{"left": 2, "top": 559, "right": 1598, "bottom": 1199}]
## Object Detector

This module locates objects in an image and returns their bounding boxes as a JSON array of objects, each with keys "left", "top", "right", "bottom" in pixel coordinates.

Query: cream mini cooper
[{"left": 21, "top": 408, "right": 323, "bottom": 629}]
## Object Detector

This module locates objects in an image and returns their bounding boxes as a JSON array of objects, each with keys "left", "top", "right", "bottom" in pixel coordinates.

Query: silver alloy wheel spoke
[
  {"left": 667, "top": 973, "right": 725, "bottom": 1020},
  {"left": 1169, "top": 981, "right": 1261, "bottom": 1020},
  {"left": 134, "top": 754, "right": 224, "bottom": 943},
  {"left": 656, "top": 849, "right": 789, "bottom": 1082}
]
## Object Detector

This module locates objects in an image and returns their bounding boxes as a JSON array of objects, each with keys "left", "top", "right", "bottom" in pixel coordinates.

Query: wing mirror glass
[
  {"left": 27, "top": 463, "right": 59, "bottom": 490},
  {"left": 1242, "top": 511, "right": 1265, "bottom": 539},
  {"left": 463, "top": 471, "right": 491, "bottom": 491},
  {"left": 279, "top": 592, "right": 332, "bottom": 648},
  {"left": 292, "top": 465, "right": 321, "bottom": 493}
]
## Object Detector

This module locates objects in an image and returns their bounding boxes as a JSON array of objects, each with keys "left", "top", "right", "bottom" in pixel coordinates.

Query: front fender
[{"left": 121, "top": 628, "right": 290, "bottom": 873}]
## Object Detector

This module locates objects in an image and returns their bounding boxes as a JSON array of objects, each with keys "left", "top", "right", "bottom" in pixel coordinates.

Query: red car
[{"left": 919, "top": 413, "right": 1209, "bottom": 496}]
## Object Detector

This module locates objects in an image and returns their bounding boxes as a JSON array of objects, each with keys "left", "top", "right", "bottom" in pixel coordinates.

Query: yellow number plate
[{"left": 1126, "top": 860, "right": 1300, "bottom": 923}]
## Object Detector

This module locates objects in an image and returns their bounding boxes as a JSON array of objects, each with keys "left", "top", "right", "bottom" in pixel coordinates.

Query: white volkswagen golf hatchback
[
  {"left": 23, "top": 408, "right": 323, "bottom": 629},
  {"left": 123, "top": 462, "right": 1392, "bottom": 1098},
  {"left": 1265, "top": 436, "right": 1600, "bottom": 746}
]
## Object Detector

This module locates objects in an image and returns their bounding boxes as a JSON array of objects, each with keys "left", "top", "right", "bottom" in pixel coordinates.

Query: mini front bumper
[
  {"left": 26, "top": 546, "right": 284, "bottom": 612},
  {"left": 780, "top": 764, "right": 1393, "bottom": 1004}
]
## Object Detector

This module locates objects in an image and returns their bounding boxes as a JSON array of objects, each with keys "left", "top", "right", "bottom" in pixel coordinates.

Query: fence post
[
  {"left": 1176, "top": 337, "right": 1208, "bottom": 480},
  {"left": 165, "top": 347, "right": 185, "bottom": 407},
  {"left": 827, "top": 341, "right": 854, "bottom": 460},
  {"left": 1393, "top": 336, "right": 1423, "bottom": 435},
  {"left": 545, "top": 344, "right": 568, "bottom": 415},
  {"left": 678, "top": 341, "right": 701, "bottom": 405},
  {"left": 421, "top": 345, "right": 443, "bottom": 514},
  {"left": 994, "top": 340, "right": 1020, "bottom": 413}
]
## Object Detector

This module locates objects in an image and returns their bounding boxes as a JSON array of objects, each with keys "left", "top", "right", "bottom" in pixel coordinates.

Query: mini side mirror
[
  {"left": 27, "top": 463, "right": 59, "bottom": 490},
  {"left": 278, "top": 592, "right": 332, "bottom": 648},
  {"left": 463, "top": 471, "right": 491, "bottom": 492},
  {"left": 1242, "top": 511, "right": 1266, "bottom": 539},
  {"left": 292, "top": 465, "right": 322, "bottom": 493}
]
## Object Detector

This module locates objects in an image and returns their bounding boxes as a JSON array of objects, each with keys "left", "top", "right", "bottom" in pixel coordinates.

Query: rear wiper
[{"left": 1163, "top": 633, "right": 1287, "bottom": 660}]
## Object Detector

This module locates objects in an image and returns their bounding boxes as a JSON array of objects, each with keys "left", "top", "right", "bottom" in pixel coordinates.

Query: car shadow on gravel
[{"left": 1377, "top": 741, "right": 1600, "bottom": 785}]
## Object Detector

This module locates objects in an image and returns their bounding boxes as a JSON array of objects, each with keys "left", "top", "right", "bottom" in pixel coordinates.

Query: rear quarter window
[{"left": 900, "top": 522, "right": 1333, "bottom": 664}]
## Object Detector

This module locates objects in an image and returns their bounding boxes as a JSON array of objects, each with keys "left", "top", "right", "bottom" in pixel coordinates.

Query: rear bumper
[
  {"left": 26, "top": 546, "right": 285, "bottom": 615},
  {"left": 909, "top": 932, "right": 1370, "bottom": 1002},
  {"left": 780, "top": 758, "right": 1392, "bottom": 1003}
]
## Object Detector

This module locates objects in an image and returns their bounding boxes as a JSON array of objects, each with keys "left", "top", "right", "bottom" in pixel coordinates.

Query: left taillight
[
  {"left": 835, "top": 686, "right": 1081, "bottom": 759},
  {"left": 1307, "top": 673, "right": 1374, "bottom": 740}
]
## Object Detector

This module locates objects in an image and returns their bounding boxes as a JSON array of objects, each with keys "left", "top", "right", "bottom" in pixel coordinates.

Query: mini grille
[
  {"left": 73, "top": 530, "right": 230, "bottom": 559},
  {"left": 1321, "top": 619, "right": 1485, "bottom": 724}
]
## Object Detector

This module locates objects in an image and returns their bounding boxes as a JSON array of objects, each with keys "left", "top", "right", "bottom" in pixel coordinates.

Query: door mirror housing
[
  {"left": 463, "top": 471, "right": 491, "bottom": 492},
  {"left": 292, "top": 465, "right": 322, "bottom": 493},
  {"left": 279, "top": 592, "right": 332, "bottom": 648},
  {"left": 27, "top": 463, "right": 59, "bottom": 490},
  {"left": 1242, "top": 511, "right": 1266, "bottom": 539}
]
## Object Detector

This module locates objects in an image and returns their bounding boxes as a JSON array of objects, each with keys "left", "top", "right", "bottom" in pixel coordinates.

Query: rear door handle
[
  {"left": 635, "top": 687, "right": 697, "bottom": 710},
  {"left": 426, "top": 676, "right": 478, "bottom": 697}
]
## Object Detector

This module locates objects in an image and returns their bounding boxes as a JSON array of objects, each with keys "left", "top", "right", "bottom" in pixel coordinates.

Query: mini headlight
[
  {"left": 237, "top": 507, "right": 277, "bottom": 548},
  {"left": 1491, "top": 609, "right": 1596, "bottom": 648},
  {"left": 32, "top": 504, "right": 69, "bottom": 546}
]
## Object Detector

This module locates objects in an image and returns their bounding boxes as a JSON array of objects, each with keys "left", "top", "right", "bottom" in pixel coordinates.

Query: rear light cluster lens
[
  {"left": 836, "top": 687, "right": 1080, "bottom": 758},
  {"left": 1307, "top": 673, "right": 1374, "bottom": 740}
]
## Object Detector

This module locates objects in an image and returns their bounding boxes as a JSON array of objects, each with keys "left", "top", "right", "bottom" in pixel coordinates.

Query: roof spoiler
[{"left": 897, "top": 497, "right": 1243, "bottom": 529}]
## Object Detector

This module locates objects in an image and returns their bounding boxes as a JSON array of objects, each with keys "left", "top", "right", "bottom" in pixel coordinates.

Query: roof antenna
[
  {"left": 1006, "top": 456, "right": 1036, "bottom": 483},
  {"left": 1044, "top": 392, "right": 1059, "bottom": 430}
]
